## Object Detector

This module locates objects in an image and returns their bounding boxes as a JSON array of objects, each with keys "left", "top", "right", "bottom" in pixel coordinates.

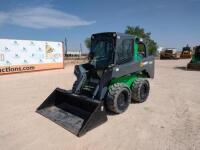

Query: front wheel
[{"left": 106, "top": 83, "right": 131, "bottom": 114}]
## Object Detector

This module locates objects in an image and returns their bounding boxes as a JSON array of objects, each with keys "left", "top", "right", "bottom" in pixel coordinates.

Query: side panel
[
  {"left": 191, "top": 47, "right": 200, "bottom": 63},
  {"left": 112, "top": 56, "right": 155, "bottom": 79},
  {"left": 109, "top": 74, "right": 138, "bottom": 88}
]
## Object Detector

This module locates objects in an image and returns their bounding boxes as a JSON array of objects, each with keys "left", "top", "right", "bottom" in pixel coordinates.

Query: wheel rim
[
  {"left": 117, "top": 91, "right": 128, "bottom": 110},
  {"left": 140, "top": 83, "right": 149, "bottom": 100}
]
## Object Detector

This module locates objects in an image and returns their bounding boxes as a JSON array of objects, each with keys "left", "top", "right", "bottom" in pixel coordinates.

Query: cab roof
[{"left": 92, "top": 32, "right": 136, "bottom": 38}]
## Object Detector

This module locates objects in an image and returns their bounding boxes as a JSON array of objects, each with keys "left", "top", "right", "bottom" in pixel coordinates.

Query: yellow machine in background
[
  {"left": 180, "top": 45, "right": 192, "bottom": 59},
  {"left": 160, "top": 48, "right": 178, "bottom": 59}
]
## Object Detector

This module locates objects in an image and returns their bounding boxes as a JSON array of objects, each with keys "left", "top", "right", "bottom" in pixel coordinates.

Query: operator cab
[
  {"left": 182, "top": 45, "right": 191, "bottom": 53},
  {"left": 89, "top": 32, "right": 147, "bottom": 69}
]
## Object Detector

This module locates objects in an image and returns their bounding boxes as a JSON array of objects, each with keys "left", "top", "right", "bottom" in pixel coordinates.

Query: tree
[
  {"left": 84, "top": 37, "right": 91, "bottom": 49},
  {"left": 125, "top": 26, "right": 157, "bottom": 55}
]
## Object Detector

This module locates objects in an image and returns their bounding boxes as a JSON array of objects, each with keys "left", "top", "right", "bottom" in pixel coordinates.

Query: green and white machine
[
  {"left": 37, "top": 32, "right": 155, "bottom": 137},
  {"left": 187, "top": 45, "right": 200, "bottom": 70}
]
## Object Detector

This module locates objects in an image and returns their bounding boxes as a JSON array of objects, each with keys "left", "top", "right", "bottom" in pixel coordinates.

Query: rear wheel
[
  {"left": 106, "top": 83, "right": 131, "bottom": 114},
  {"left": 131, "top": 79, "right": 150, "bottom": 103}
]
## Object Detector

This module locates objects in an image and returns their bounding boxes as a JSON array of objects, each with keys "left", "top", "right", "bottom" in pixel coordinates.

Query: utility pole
[
  {"left": 80, "top": 43, "right": 82, "bottom": 56},
  {"left": 65, "top": 37, "right": 68, "bottom": 56}
]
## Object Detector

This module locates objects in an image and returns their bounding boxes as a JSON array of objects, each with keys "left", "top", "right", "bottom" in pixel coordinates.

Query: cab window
[
  {"left": 116, "top": 39, "right": 133, "bottom": 64},
  {"left": 138, "top": 42, "right": 146, "bottom": 57}
]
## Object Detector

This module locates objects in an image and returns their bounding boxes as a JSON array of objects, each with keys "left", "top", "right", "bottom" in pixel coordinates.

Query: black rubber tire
[
  {"left": 106, "top": 83, "right": 131, "bottom": 114},
  {"left": 131, "top": 79, "right": 150, "bottom": 103}
]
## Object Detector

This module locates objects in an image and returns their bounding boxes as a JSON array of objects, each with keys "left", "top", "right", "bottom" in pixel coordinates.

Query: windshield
[{"left": 91, "top": 39, "right": 113, "bottom": 59}]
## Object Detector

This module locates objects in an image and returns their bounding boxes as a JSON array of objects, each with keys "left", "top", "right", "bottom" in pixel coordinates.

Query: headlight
[{"left": 139, "top": 38, "right": 143, "bottom": 42}]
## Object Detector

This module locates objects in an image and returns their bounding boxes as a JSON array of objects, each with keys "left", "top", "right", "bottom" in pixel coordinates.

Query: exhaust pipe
[{"left": 36, "top": 88, "right": 107, "bottom": 137}]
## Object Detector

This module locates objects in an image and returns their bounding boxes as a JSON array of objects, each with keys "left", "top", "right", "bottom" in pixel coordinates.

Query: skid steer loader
[
  {"left": 187, "top": 45, "right": 200, "bottom": 70},
  {"left": 37, "top": 32, "right": 155, "bottom": 137}
]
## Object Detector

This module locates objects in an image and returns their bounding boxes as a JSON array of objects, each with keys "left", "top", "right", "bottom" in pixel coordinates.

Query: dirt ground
[{"left": 0, "top": 59, "right": 200, "bottom": 150}]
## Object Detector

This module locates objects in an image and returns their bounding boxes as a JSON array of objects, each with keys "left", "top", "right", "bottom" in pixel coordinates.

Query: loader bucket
[{"left": 36, "top": 88, "right": 107, "bottom": 137}]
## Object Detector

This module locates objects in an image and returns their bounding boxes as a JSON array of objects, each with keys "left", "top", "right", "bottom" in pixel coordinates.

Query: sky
[{"left": 0, "top": 0, "right": 200, "bottom": 52}]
